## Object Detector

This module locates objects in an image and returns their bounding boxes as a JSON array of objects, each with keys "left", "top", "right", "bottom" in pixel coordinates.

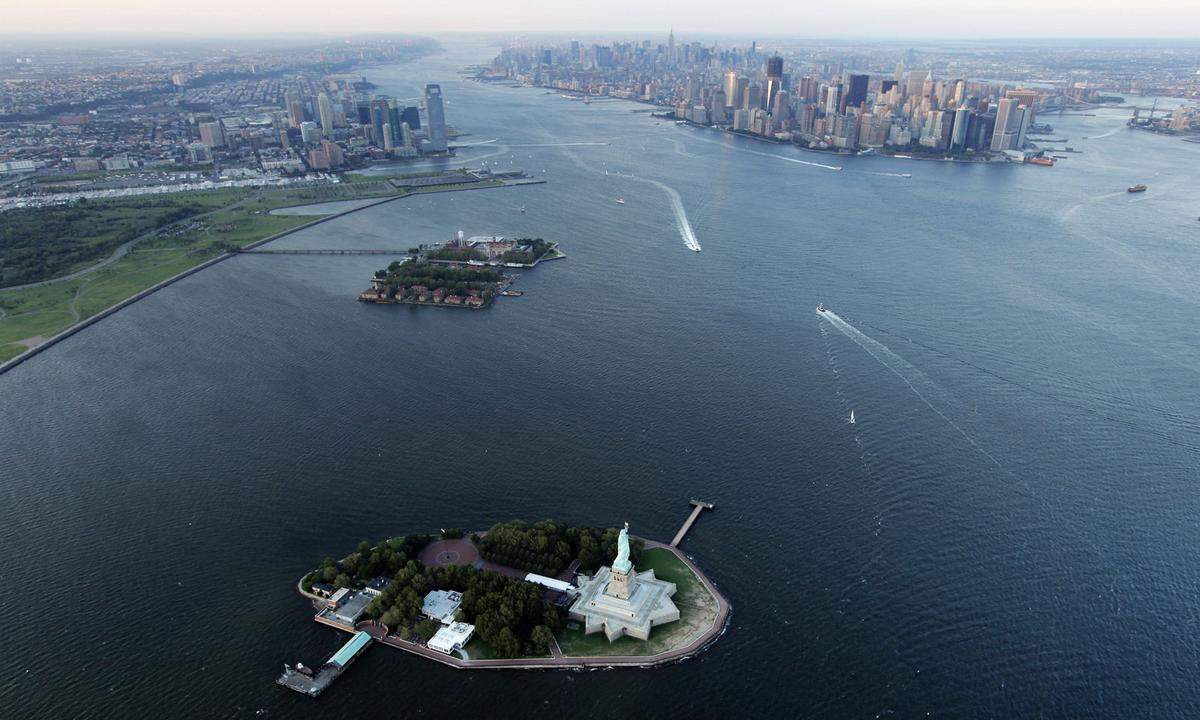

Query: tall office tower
[
  {"left": 771, "top": 89, "right": 790, "bottom": 121},
  {"left": 1015, "top": 105, "right": 1032, "bottom": 148},
  {"left": 318, "top": 93, "right": 335, "bottom": 136},
  {"left": 198, "top": 121, "right": 225, "bottom": 148},
  {"left": 286, "top": 91, "right": 305, "bottom": 129},
  {"left": 382, "top": 123, "right": 394, "bottom": 151},
  {"left": 743, "top": 83, "right": 761, "bottom": 111},
  {"left": 798, "top": 76, "right": 818, "bottom": 104},
  {"left": 905, "top": 70, "right": 927, "bottom": 99},
  {"left": 356, "top": 97, "right": 371, "bottom": 125},
  {"left": 370, "top": 99, "right": 388, "bottom": 148},
  {"left": 711, "top": 90, "right": 727, "bottom": 124},
  {"left": 825, "top": 83, "right": 842, "bottom": 115},
  {"left": 764, "top": 55, "right": 784, "bottom": 110},
  {"left": 400, "top": 122, "right": 415, "bottom": 148},
  {"left": 387, "top": 103, "right": 403, "bottom": 147},
  {"left": 424, "top": 84, "right": 448, "bottom": 152},
  {"left": 893, "top": 61, "right": 906, "bottom": 83},
  {"left": 990, "top": 97, "right": 1018, "bottom": 151},
  {"left": 952, "top": 79, "right": 966, "bottom": 107},
  {"left": 950, "top": 106, "right": 970, "bottom": 149},
  {"left": 735, "top": 76, "right": 749, "bottom": 107},
  {"left": 724, "top": 71, "right": 739, "bottom": 108},
  {"left": 400, "top": 105, "right": 420, "bottom": 131},
  {"left": 667, "top": 28, "right": 675, "bottom": 63},
  {"left": 842, "top": 74, "right": 869, "bottom": 113}
]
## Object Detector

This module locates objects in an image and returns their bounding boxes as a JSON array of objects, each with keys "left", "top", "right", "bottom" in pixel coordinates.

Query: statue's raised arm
[{"left": 613, "top": 521, "right": 632, "bottom": 572}]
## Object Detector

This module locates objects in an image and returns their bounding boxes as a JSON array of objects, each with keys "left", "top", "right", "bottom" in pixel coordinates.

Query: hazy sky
[{"left": 6, "top": 0, "right": 1199, "bottom": 38}]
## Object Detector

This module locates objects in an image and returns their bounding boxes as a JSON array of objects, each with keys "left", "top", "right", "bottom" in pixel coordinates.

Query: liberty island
[{"left": 281, "top": 508, "right": 726, "bottom": 694}]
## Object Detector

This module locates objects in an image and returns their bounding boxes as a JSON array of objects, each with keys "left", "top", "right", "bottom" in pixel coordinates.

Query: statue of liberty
[{"left": 613, "top": 521, "right": 632, "bottom": 573}]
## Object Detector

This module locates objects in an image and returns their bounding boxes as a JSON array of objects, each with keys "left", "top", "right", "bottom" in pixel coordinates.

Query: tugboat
[{"left": 1128, "top": 184, "right": 1148, "bottom": 193}]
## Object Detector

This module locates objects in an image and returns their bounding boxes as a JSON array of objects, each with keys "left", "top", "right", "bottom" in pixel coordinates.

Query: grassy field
[{"left": 555, "top": 547, "right": 719, "bottom": 658}]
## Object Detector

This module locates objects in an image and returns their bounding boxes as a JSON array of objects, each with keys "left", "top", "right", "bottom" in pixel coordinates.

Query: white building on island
[{"left": 568, "top": 523, "right": 680, "bottom": 641}]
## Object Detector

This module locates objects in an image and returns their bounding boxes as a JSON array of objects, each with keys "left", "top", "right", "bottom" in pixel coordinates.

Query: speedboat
[
  {"left": 615, "top": 198, "right": 625, "bottom": 204},
  {"left": 816, "top": 303, "right": 826, "bottom": 313}
]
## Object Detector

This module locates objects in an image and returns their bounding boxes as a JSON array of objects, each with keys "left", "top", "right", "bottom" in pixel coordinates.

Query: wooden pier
[{"left": 670, "top": 499, "right": 714, "bottom": 548}]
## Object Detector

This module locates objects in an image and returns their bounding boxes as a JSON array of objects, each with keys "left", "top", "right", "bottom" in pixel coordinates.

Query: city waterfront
[{"left": 3, "top": 37, "right": 1200, "bottom": 719}]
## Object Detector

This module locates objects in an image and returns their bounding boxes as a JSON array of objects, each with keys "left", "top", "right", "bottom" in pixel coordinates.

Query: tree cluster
[
  {"left": 479, "top": 520, "right": 643, "bottom": 577},
  {"left": 0, "top": 198, "right": 208, "bottom": 287},
  {"left": 310, "top": 534, "right": 434, "bottom": 590},
  {"left": 366, "top": 561, "right": 562, "bottom": 658},
  {"left": 380, "top": 261, "right": 503, "bottom": 294}
]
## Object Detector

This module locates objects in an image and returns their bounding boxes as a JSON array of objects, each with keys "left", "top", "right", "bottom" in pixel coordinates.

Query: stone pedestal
[{"left": 606, "top": 565, "right": 633, "bottom": 600}]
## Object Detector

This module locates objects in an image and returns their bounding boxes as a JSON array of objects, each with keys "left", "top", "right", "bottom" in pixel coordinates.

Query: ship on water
[{"left": 1128, "top": 184, "right": 1148, "bottom": 193}]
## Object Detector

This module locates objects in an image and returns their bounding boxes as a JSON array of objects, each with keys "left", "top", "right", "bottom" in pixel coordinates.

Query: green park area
[
  {"left": 0, "top": 174, "right": 496, "bottom": 362},
  {"left": 556, "top": 547, "right": 719, "bottom": 658}
]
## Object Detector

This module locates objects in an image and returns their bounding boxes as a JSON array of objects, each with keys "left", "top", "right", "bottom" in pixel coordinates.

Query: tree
[
  {"left": 530, "top": 625, "right": 555, "bottom": 654},
  {"left": 416, "top": 619, "right": 441, "bottom": 642}
]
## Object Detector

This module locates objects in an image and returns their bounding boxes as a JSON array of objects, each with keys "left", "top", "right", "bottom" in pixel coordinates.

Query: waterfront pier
[
  {"left": 277, "top": 630, "right": 372, "bottom": 697},
  {"left": 671, "top": 499, "right": 714, "bottom": 548}
]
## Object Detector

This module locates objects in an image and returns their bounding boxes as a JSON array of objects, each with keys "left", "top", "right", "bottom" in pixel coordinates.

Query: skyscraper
[
  {"left": 317, "top": 93, "right": 335, "bottom": 136},
  {"left": 990, "top": 97, "right": 1018, "bottom": 151},
  {"left": 842, "top": 74, "right": 869, "bottom": 113},
  {"left": 424, "top": 84, "right": 447, "bottom": 153},
  {"left": 743, "top": 84, "right": 761, "bottom": 112},
  {"left": 765, "top": 55, "right": 783, "bottom": 110},
  {"left": 723, "top": 71, "right": 739, "bottom": 108},
  {"left": 400, "top": 105, "right": 420, "bottom": 131},
  {"left": 286, "top": 90, "right": 304, "bottom": 129}
]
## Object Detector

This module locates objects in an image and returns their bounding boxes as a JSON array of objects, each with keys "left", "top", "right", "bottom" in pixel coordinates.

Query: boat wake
[
  {"left": 644, "top": 178, "right": 703, "bottom": 252},
  {"left": 662, "top": 137, "right": 698, "bottom": 158},
  {"left": 817, "top": 308, "right": 1003, "bottom": 468},
  {"left": 550, "top": 137, "right": 703, "bottom": 253}
]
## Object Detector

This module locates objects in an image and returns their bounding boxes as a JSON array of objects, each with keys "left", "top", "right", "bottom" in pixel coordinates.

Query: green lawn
[{"left": 555, "top": 548, "right": 719, "bottom": 658}]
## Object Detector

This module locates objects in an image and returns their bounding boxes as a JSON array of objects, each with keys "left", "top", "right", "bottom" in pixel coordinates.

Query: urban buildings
[{"left": 480, "top": 34, "right": 1199, "bottom": 160}]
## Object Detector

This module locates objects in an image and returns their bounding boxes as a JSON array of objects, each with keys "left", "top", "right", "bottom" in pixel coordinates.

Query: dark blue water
[{"left": 4, "top": 38, "right": 1200, "bottom": 718}]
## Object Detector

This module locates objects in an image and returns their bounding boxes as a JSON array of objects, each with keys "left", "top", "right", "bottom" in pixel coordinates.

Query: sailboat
[{"left": 848, "top": 410, "right": 856, "bottom": 425}]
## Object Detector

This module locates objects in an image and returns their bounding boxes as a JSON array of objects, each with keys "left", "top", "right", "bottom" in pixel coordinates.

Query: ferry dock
[{"left": 277, "top": 630, "right": 372, "bottom": 697}]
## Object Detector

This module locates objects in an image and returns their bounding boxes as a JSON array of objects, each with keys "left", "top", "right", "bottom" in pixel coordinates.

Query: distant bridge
[{"left": 235, "top": 248, "right": 411, "bottom": 256}]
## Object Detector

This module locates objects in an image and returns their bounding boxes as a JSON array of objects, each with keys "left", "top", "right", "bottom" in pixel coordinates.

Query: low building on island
[
  {"left": 422, "top": 589, "right": 463, "bottom": 624},
  {"left": 568, "top": 522, "right": 680, "bottom": 641},
  {"left": 428, "top": 621, "right": 476, "bottom": 655}
]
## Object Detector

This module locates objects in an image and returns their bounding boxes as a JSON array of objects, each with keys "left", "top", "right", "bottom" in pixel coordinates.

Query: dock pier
[
  {"left": 277, "top": 630, "right": 372, "bottom": 697},
  {"left": 670, "top": 499, "right": 714, "bottom": 548}
]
